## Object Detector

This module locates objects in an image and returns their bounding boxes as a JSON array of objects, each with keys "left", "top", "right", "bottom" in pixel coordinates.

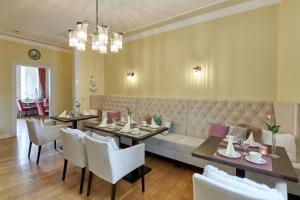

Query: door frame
[{"left": 11, "top": 62, "right": 54, "bottom": 136}]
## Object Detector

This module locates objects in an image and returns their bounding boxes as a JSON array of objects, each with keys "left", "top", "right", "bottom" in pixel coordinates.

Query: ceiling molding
[
  {"left": 0, "top": 32, "right": 72, "bottom": 53},
  {"left": 124, "top": 0, "right": 281, "bottom": 43}
]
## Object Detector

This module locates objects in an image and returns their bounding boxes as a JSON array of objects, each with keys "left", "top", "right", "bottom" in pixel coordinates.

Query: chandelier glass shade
[{"left": 68, "top": 0, "right": 123, "bottom": 54}]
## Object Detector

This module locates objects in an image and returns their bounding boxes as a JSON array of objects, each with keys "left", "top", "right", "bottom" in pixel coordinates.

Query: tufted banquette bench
[{"left": 88, "top": 95, "right": 300, "bottom": 196}]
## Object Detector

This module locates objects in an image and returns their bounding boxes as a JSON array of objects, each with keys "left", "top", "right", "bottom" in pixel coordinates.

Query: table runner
[{"left": 215, "top": 140, "right": 273, "bottom": 172}]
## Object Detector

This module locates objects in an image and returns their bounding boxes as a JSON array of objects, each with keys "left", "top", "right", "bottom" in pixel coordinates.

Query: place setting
[{"left": 215, "top": 135, "right": 272, "bottom": 169}]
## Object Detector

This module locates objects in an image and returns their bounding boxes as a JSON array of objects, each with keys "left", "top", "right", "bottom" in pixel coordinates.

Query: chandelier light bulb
[
  {"left": 98, "top": 25, "right": 109, "bottom": 45},
  {"left": 91, "top": 33, "right": 101, "bottom": 51},
  {"left": 110, "top": 38, "right": 118, "bottom": 53},
  {"left": 68, "top": 29, "right": 78, "bottom": 47},
  {"left": 76, "top": 40, "right": 85, "bottom": 51},
  {"left": 113, "top": 32, "right": 123, "bottom": 49},
  {"left": 76, "top": 22, "right": 88, "bottom": 42},
  {"left": 99, "top": 44, "right": 107, "bottom": 54},
  {"left": 68, "top": 0, "right": 122, "bottom": 54}
]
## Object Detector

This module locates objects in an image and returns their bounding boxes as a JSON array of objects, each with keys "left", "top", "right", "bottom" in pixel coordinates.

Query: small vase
[
  {"left": 127, "top": 115, "right": 131, "bottom": 127},
  {"left": 269, "top": 133, "right": 280, "bottom": 158}
]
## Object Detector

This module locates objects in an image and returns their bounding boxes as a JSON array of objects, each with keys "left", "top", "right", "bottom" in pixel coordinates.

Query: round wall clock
[{"left": 28, "top": 49, "right": 41, "bottom": 60}]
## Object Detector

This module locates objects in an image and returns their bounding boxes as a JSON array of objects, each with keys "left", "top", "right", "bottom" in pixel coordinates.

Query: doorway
[{"left": 11, "top": 63, "right": 53, "bottom": 136}]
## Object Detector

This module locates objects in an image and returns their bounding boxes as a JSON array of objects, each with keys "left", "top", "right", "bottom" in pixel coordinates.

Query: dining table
[
  {"left": 86, "top": 122, "right": 168, "bottom": 183},
  {"left": 50, "top": 114, "right": 98, "bottom": 129},
  {"left": 192, "top": 136, "right": 298, "bottom": 183}
]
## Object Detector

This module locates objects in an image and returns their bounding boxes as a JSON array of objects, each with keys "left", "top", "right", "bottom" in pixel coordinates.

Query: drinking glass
[
  {"left": 112, "top": 118, "right": 116, "bottom": 129},
  {"left": 241, "top": 140, "right": 250, "bottom": 155}
]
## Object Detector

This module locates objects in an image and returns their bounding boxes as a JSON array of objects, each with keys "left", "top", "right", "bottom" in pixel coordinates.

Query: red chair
[
  {"left": 36, "top": 101, "right": 49, "bottom": 121},
  {"left": 16, "top": 99, "right": 37, "bottom": 118},
  {"left": 43, "top": 97, "right": 49, "bottom": 110}
]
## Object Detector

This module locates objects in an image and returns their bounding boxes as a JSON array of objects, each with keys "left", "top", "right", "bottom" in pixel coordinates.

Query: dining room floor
[{"left": 0, "top": 119, "right": 197, "bottom": 200}]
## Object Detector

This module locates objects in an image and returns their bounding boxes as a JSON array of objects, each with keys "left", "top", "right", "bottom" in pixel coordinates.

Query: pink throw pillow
[
  {"left": 209, "top": 123, "right": 229, "bottom": 137},
  {"left": 107, "top": 111, "right": 121, "bottom": 123}
]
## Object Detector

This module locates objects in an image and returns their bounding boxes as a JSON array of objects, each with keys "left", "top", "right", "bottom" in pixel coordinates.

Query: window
[{"left": 20, "top": 66, "right": 40, "bottom": 100}]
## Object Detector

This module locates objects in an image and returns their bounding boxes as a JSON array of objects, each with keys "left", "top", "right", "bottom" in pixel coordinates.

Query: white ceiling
[{"left": 0, "top": 0, "right": 226, "bottom": 46}]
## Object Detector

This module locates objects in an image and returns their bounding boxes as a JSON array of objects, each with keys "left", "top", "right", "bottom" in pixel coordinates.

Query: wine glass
[
  {"left": 241, "top": 140, "right": 250, "bottom": 155},
  {"left": 112, "top": 117, "right": 117, "bottom": 129}
]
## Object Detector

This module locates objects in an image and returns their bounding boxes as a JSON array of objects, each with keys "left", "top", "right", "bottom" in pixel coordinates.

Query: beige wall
[
  {"left": 277, "top": 0, "right": 300, "bottom": 102},
  {"left": 104, "top": 5, "right": 278, "bottom": 101},
  {"left": 0, "top": 39, "right": 72, "bottom": 136},
  {"left": 79, "top": 46, "right": 105, "bottom": 110}
]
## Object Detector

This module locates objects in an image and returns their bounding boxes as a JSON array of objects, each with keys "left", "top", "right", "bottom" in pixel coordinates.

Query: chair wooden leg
[
  {"left": 28, "top": 142, "right": 32, "bottom": 158},
  {"left": 87, "top": 171, "right": 93, "bottom": 196},
  {"left": 140, "top": 165, "right": 145, "bottom": 192},
  {"left": 36, "top": 145, "right": 42, "bottom": 165},
  {"left": 54, "top": 140, "right": 56, "bottom": 150},
  {"left": 62, "top": 159, "right": 68, "bottom": 181},
  {"left": 111, "top": 183, "right": 117, "bottom": 200},
  {"left": 79, "top": 167, "right": 86, "bottom": 194}
]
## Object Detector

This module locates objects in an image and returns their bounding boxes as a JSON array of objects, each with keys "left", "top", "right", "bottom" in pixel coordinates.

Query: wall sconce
[
  {"left": 193, "top": 65, "right": 202, "bottom": 76},
  {"left": 126, "top": 72, "right": 135, "bottom": 80}
]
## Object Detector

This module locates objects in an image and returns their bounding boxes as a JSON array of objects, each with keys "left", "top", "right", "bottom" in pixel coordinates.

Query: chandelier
[{"left": 68, "top": 0, "right": 123, "bottom": 54}]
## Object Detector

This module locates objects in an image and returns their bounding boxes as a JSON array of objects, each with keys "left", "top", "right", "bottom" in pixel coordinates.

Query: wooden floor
[{"left": 0, "top": 120, "right": 197, "bottom": 200}]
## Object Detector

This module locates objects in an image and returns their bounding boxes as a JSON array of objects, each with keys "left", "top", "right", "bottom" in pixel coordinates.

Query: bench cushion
[
  {"left": 175, "top": 136, "right": 205, "bottom": 154},
  {"left": 143, "top": 133, "right": 185, "bottom": 151}
]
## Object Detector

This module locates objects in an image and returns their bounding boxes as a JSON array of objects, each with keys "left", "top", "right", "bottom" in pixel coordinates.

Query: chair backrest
[
  {"left": 61, "top": 129, "right": 87, "bottom": 168},
  {"left": 16, "top": 99, "right": 24, "bottom": 112},
  {"left": 25, "top": 119, "right": 40, "bottom": 144},
  {"left": 85, "top": 136, "right": 114, "bottom": 183},
  {"left": 193, "top": 165, "right": 285, "bottom": 200},
  {"left": 36, "top": 101, "right": 46, "bottom": 116}
]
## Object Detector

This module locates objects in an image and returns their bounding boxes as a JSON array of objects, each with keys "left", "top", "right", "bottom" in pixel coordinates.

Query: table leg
[
  {"left": 123, "top": 139, "right": 151, "bottom": 183},
  {"left": 236, "top": 168, "right": 245, "bottom": 178},
  {"left": 72, "top": 121, "right": 77, "bottom": 129}
]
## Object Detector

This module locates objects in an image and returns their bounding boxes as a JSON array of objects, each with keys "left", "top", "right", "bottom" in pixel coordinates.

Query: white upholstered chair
[
  {"left": 85, "top": 136, "right": 145, "bottom": 200},
  {"left": 61, "top": 128, "right": 88, "bottom": 193},
  {"left": 193, "top": 165, "right": 287, "bottom": 200},
  {"left": 25, "top": 119, "right": 65, "bottom": 165}
]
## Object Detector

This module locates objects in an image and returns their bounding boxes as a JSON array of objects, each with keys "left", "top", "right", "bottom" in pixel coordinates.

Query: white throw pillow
[
  {"left": 203, "top": 165, "right": 285, "bottom": 200},
  {"left": 91, "top": 132, "right": 119, "bottom": 150},
  {"left": 161, "top": 121, "right": 172, "bottom": 135},
  {"left": 262, "top": 129, "right": 296, "bottom": 162}
]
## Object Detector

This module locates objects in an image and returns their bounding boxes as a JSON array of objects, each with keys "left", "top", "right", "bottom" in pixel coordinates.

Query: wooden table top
[
  {"left": 86, "top": 124, "right": 168, "bottom": 142},
  {"left": 192, "top": 136, "right": 298, "bottom": 183},
  {"left": 50, "top": 115, "right": 98, "bottom": 122}
]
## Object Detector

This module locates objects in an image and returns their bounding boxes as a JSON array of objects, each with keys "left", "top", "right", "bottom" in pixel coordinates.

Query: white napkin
[
  {"left": 120, "top": 121, "right": 131, "bottom": 132},
  {"left": 226, "top": 135, "right": 236, "bottom": 156},
  {"left": 246, "top": 132, "right": 255, "bottom": 146},
  {"left": 150, "top": 118, "right": 159, "bottom": 128},
  {"left": 98, "top": 117, "right": 107, "bottom": 128},
  {"left": 59, "top": 110, "right": 67, "bottom": 118}
]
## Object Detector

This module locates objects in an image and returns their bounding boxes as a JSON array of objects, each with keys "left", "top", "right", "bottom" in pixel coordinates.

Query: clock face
[{"left": 28, "top": 49, "right": 41, "bottom": 60}]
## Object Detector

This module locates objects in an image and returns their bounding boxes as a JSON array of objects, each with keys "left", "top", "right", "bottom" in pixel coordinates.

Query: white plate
[
  {"left": 217, "top": 149, "right": 241, "bottom": 159},
  {"left": 245, "top": 156, "right": 267, "bottom": 165},
  {"left": 148, "top": 126, "right": 160, "bottom": 129},
  {"left": 249, "top": 142, "right": 262, "bottom": 148},
  {"left": 222, "top": 138, "right": 238, "bottom": 144}
]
